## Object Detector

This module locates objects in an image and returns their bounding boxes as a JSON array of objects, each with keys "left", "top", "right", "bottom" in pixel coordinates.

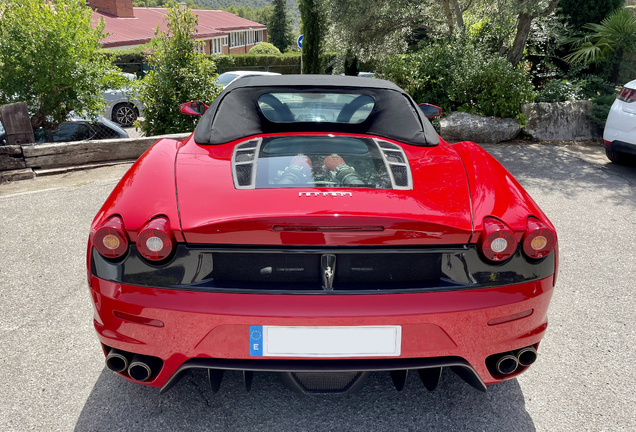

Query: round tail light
[
  {"left": 479, "top": 217, "right": 517, "bottom": 262},
  {"left": 136, "top": 217, "right": 175, "bottom": 261},
  {"left": 93, "top": 216, "right": 129, "bottom": 259},
  {"left": 522, "top": 217, "right": 556, "bottom": 259}
]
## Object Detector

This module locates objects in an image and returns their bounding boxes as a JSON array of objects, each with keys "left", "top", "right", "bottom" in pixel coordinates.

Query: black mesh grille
[
  {"left": 292, "top": 372, "right": 363, "bottom": 393},
  {"left": 235, "top": 150, "right": 255, "bottom": 162},
  {"left": 235, "top": 165, "right": 253, "bottom": 186},
  {"left": 390, "top": 165, "right": 408, "bottom": 186},
  {"left": 213, "top": 253, "right": 322, "bottom": 289},
  {"left": 384, "top": 151, "right": 405, "bottom": 163},
  {"left": 237, "top": 140, "right": 258, "bottom": 149},
  {"left": 378, "top": 141, "right": 399, "bottom": 150},
  {"left": 334, "top": 253, "right": 441, "bottom": 289},
  {"left": 211, "top": 252, "right": 441, "bottom": 291}
]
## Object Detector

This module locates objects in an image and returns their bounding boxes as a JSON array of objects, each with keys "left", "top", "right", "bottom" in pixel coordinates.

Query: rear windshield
[
  {"left": 216, "top": 73, "right": 239, "bottom": 86},
  {"left": 254, "top": 136, "right": 393, "bottom": 189},
  {"left": 258, "top": 93, "right": 374, "bottom": 123}
]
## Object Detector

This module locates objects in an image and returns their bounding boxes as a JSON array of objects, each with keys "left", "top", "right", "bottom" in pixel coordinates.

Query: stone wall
[
  {"left": 522, "top": 101, "right": 599, "bottom": 141},
  {"left": 1, "top": 133, "right": 189, "bottom": 183}
]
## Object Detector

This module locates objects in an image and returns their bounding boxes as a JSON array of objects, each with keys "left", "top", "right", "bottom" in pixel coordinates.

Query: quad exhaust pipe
[
  {"left": 495, "top": 354, "right": 519, "bottom": 375},
  {"left": 491, "top": 345, "right": 538, "bottom": 375},
  {"left": 105, "top": 347, "right": 162, "bottom": 382},
  {"left": 517, "top": 346, "right": 538, "bottom": 367},
  {"left": 105, "top": 349, "right": 132, "bottom": 373}
]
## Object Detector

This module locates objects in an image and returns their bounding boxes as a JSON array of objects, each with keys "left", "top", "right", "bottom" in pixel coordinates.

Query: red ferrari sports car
[{"left": 87, "top": 76, "right": 558, "bottom": 394}]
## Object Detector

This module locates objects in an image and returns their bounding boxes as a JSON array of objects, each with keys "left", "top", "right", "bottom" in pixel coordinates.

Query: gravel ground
[{"left": 0, "top": 142, "right": 634, "bottom": 431}]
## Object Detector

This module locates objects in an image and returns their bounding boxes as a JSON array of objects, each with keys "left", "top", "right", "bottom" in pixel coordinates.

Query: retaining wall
[{"left": 0, "top": 133, "right": 190, "bottom": 183}]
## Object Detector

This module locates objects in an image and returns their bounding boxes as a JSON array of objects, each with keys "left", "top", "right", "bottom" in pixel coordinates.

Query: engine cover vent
[
  {"left": 375, "top": 139, "right": 412, "bottom": 190},
  {"left": 232, "top": 139, "right": 262, "bottom": 189}
]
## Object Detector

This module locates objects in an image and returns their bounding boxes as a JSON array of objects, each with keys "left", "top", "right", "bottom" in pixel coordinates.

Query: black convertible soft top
[{"left": 193, "top": 75, "right": 440, "bottom": 146}]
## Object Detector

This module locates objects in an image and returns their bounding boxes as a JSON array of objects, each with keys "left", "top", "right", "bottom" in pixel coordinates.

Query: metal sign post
[{"left": 298, "top": 35, "right": 304, "bottom": 74}]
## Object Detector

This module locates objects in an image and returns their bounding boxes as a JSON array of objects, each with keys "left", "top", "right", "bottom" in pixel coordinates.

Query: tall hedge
[{"left": 381, "top": 41, "right": 535, "bottom": 119}]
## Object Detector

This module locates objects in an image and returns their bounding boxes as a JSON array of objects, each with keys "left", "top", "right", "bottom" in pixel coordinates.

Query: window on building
[{"left": 195, "top": 40, "right": 205, "bottom": 54}]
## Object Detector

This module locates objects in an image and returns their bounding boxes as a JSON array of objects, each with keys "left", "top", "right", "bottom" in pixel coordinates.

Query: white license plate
[{"left": 249, "top": 325, "right": 401, "bottom": 357}]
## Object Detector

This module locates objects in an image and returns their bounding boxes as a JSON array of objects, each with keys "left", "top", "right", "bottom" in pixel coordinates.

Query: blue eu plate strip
[{"left": 249, "top": 325, "right": 263, "bottom": 356}]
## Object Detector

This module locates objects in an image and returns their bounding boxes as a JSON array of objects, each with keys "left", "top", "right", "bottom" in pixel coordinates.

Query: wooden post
[{"left": 0, "top": 102, "right": 35, "bottom": 146}]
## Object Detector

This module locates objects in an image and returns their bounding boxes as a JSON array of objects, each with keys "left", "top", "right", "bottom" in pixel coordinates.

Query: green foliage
[
  {"left": 559, "top": 0, "right": 624, "bottom": 30},
  {"left": 269, "top": 0, "right": 293, "bottom": 51},
  {"left": 221, "top": 4, "right": 274, "bottom": 26},
  {"left": 380, "top": 39, "right": 535, "bottom": 119},
  {"left": 299, "top": 0, "right": 328, "bottom": 74},
  {"left": 98, "top": 47, "right": 148, "bottom": 64},
  {"left": 534, "top": 75, "right": 617, "bottom": 129},
  {"left": 211, "top": 52, "right": 334, "bottom": 74},
  {"left": 565, "top": 8, "right": 636, "bottom": 65},
  {"left": 249, "top": 42, "right": 282, "bottom": 55},
  {"left": 535, "top": 75, "right": 615, "bottom": 102},
  {"left": 136, "top": 7, "right": 221, "bottom": 136},
  {"left": 589, "top": 93, "right": 617, "bottom": 128},
  {"left": 191, "top": 0, "right": 301, "bottom": 29},
  {"left": 0, "top": 0, "right": 123, "bottom": 129}
]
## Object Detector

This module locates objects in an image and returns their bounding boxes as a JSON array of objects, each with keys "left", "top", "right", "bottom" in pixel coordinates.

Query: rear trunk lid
[{"left": 175, "top": 137, "right": 472, "bottom": 246}]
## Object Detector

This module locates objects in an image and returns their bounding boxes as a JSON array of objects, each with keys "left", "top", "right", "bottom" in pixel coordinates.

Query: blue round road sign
[{"left": 298, "top": 35, "right": 303, "bottom": 48}]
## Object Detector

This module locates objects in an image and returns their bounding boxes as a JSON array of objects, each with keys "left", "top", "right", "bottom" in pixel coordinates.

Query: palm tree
[{"left": 564, "top": 8, "right": 636, "bottom": 64}]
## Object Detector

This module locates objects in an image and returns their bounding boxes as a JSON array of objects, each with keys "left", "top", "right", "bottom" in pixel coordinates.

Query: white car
[
  {"left": 603, "top": 79, "right": 636, "bottom": 164},
  {"left": 103, "top": 73, "right": 144, "bottom": 127},
  {"left": 215, "top": 71, "right": 281, "bottom": 88}
]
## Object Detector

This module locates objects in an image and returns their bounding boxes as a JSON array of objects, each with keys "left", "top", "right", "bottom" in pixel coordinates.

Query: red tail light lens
[
  {"left": 93, "top": 216, "right": 129, "bottom": 259},
  {"left": 136, "top": 217, "right": 175, "bottom": 261},
  {"left": 618, "top": 87, "right": 636, "bottom": 103},
  {"left": 522, "top": 217, "right": 556, "bottom": 259},
  {"left": 479, "top": 217, "right": 517, "bottom": 262}
]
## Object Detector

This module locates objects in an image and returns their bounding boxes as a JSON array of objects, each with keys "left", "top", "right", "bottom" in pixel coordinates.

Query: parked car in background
[
  {"left": 214, "top": 71, "right": 281, "bottom": 89},
  {"left": 603, "top": 79, "right": 636, "bottom": 165},
  {"left": 103, "top": 72, "right": 144, "bottom": 127},
  {"left": 0, "top": 115, "right": 128, "bottom": 146}
]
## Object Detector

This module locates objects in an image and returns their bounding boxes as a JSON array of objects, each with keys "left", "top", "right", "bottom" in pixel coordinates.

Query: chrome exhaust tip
[
  {"left": 517, "top": 346, "right": 538, "bottom": 367},
  {"left": 128, "top": 354, "right": 159, "bottom": 382},
  {"left": 495, "top": 354, "right": 519, "bottom": 375},
  {"left": 105, "top": 349, "right": 131, "bottom": 373}
]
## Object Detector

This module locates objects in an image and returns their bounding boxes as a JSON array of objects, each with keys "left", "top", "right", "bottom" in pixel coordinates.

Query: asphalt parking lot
[{"left": 0, "top": 142, "right": 635, "bottom": 431}]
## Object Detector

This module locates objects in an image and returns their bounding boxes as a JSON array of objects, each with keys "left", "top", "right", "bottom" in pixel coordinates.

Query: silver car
[{"left": 103, "top": 73, "right": 144, "bottom": 127}]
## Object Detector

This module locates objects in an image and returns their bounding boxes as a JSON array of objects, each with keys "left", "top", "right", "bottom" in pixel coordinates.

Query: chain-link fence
[{"left": 32, "top": 119, "right": 130, "bottom": 144}]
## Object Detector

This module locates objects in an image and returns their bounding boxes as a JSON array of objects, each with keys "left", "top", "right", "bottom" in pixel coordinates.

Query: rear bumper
[
  {"left": 90, "top": 275, "right": 554, "bottom": 389},
  {"left": 605, "top": 140, "right": 636, "bottom": 156}
]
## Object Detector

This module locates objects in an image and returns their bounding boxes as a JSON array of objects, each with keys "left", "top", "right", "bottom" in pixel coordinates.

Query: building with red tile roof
[{"left": 91, "top": 0, "right": 267, "bottom": 55}]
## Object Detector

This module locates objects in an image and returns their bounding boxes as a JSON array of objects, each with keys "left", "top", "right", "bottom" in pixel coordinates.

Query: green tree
[
  {"left": 249, "top": 42, "right": 282, "bottom": 54},
  {"left": 559, "top": 0, "right": 624, "bottom": 30},
  {"left": 136, "top": 6, "right": 221, "bottom": 135},
  {"left": 299, "top": 0, "right": 328, "bottom": 73},
  {"left": 269, "top": 0, "right": 293, "bottom": 51},
  {"left": 0, "top": 0, "right": 122, "bottom": 129},
  {"left": 565, "top": 8, "right": 636, "bottom": 64}
]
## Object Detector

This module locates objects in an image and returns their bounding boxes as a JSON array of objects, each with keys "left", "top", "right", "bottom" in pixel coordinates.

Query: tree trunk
[
  {"left": 450, "top": 0, "right": 465, "bottom": 30},
  {"left": 507, "top": 12, "right": 533, "bottom": 67},
  {"left": 441, "top": 0, "right": 454, "bottom": 34}
]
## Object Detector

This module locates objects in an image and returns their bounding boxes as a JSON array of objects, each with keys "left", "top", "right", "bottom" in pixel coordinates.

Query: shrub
[
  {"left": 249, "top": 42, "right": 281, "bottom": 55},
  {"left": 380, "top": 40, "right": 535, "bottom": 119},
  {"left": 136, "top": 7, "right": 220, "bottom": 136},
  {"left": 98, "top": 47, "right": 147, "bottom": 64},
  {"left": 589, "top": 93, "right": 617, "bottom": 128},
  {"left": 535, "top": 76, "right": 616, "bottom": 102},
  {"left": 210, "top": 52, "right": 336, "bottom": 75}
]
